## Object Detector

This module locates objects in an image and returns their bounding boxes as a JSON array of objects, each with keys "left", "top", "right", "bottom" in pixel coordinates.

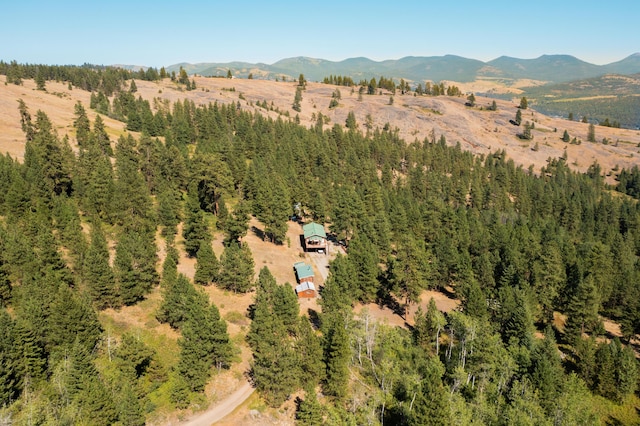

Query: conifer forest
[{"left": 1, "top": 62, "right": 640, "bottom": 425}]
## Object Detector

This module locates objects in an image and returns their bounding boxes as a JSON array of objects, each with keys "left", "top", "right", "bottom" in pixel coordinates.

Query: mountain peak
[{"left": 166, "top": 54, "right": 640, "bottom": 84}]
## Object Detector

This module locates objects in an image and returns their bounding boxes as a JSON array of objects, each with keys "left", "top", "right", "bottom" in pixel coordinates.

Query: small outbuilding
[
  {"left": 302, "top": 222, "right": 327, "bottom": 252},
  {"left": 294, "top": 262, "right": 316, "bottom": 298},
  {"left": 295, "top": 281, "right": 316, "bottom": 298}
]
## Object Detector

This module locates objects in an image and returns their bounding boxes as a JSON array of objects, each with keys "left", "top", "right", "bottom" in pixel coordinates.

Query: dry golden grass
[{"left": 2, "top": 74, "right": 639, "bottom": 183}]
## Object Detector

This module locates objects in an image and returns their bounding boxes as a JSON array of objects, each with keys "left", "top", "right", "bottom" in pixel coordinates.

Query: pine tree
[
  {"left": 114, "top": 378, "right": 145, "bottom": 426},
  {"left": 273, "top": 283, "right": 299, "bottom": 336},
  {"left": 411, "top": 355, "right": 451, "bottom": 425},
  {"left": 48, "top": 284, "right": 103, "bottom": 355},
  {"left": 515, "top": 109, "right": 522, "bottom": 126},
  {"left": 414, "top": 298, "right": 446, "bottom": 355},
  {"left": 112, "top": 134, "right": 153, "bottom": 226},
  {"left": 293, "top": 87, "right": 302, "bottom": 112},
  {"left": 226, "top": 200, "right": 250, "bottom": 244},
  {"left": 74, "top": 101, "right": 91, "bottom": 148},
  {"left": 0, "top": 264, "right": 10, "bottom": 307},
  {"left": 248, "top": 292, "right": 300, "bottom": 406},
  {"left": 297, "top": 317, "right": 325, "bottom": 388},
  {"left": 160, "top": 243, "right": 179, "bottom": 289},
  {"left": 254, "top": 175, "right": 290, "bottom": 244},
  {"left": 320, "top": 254, "right": 357, "bottom": 317},
  {"left": 497, "top": 286, "right": 534, "bottom": 348},
  {"left": 466, "top": 93, "right": 476, "bottom": 107},
  {"left": 0, "top": 309, "right": 20, "bottom": 405},
  {"left": 114, "top": 228, "right": 158, "bottom": 305},
  {"left": 218, "top": 242, "right": 254, "bottom": 293},
  {"left": 323, "top": 316, "right": 349, "bottom": 400},
  {"left": 157, "top": 274, "right": 196, "bottom": 329},
  {"left": 345, "top": 111, "right": 357, "bottom": 129},
  {"left": 345, "top": 234, "right": 379, "bottom": 303},
  {"left": 519, "top": 97, "right": 528, "bottom": 110},
  {"left": 194, "top": 240, "right": 219, "bottom": 286},
  {"left": 84, "top": 221, "right": 117, "bottom": 309},
  {"left": 35, "top": 67, "right": 46, "bottom": 91},
  {"left": 14, "top": 317, "right": 47, "bottom": 382},
  {"left": 587, "top": 123, "right": 596, "bottom": 142},
  {"left": 114, "top": 333, "right": 155, "bottom": 379},
  {"left": 390, "top": 237, "right": 432, "bottom": 319},
  {"left": 177, "top": 291, "right": 232, "bottom": 391},
  {"left": 157, "top": 188, "right": 180, "bottom": 237},
  {"left": 92, "top": 115, "right": 113, "bottom": 156},
  {"left": 24, "top": 110, "right": 74, "bottom": 199},
  {"left": 530, "top": 327, "right": 563, "bottom": 414},
  {"left": 248, "top": 268, "right": 302, "bottom": 406},
  {"left": 79, "top": 144, "right": 115, "bottom": 219},
  {"left": 296, "top": 386, "right": 324, "bottom": 426},
  {"left": 564, "top": 274, "right": 601, "bottom": 343},
  {"left": 182, "top": 184, "right": 210, "bottom": 257}
]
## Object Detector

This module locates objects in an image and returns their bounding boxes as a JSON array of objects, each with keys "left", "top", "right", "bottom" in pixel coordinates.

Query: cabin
[
  {"left": 294, "top": 262, "right": 316, "bottom": 298},
  {"left": 302, "top": 222, "right": 327, "bottom": 252}
]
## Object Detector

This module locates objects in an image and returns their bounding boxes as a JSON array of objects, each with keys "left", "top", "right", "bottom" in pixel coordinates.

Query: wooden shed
[
  {"left": 294, "top": 262, "right": 316, "bottom": 298},
  {"left": 302, "top": 222, "right": 327, "bottom": 252},
  {"left": 295, "top": 281, "right": 316, "bottom": 298}
]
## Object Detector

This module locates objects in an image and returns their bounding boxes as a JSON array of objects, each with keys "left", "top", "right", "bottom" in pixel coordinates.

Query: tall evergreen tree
[
  {"left": 182, "top": 184, "right": 210, "bottom": 257},
  {"left": 296, "top": 386, "right": 324, "bottom": 426},
  {"left": 194, "top": 240, "right": 219, "bottom": 286},
  {"left": 0, "top": 309, "right": 20, "bottom": 405},
  {"left": 92, "top": 114, "right": 113, "bottom": 156},
  {"left": 346, "top": 234, "right": 379, "bottom": 303},
  {"left": 48, "top": 284, "right": 103, "bottom": 356},
  {"left": 248, "top": 285, "right": 300, "bottom": 407},
  {"left": 73, "top": 101, "right": 91, "bottom": 148},
  {"left": 23, "top": 110, "right": 74, "bottom": 200},
  {"left": 177, "top": 291, "right": 232, "bottom": 391},
  {"left": 297, "top": 316, "right": 325, "bottom": 389},
  {"left": 114, "top": 228, "right": 159, "bottom": 305},
  {"left": 218, "top": 242, "right": 254, "bottom": 293},
  {"left": 84, "top": 221, "right": 117, "bottom": 309},
  {"left": 323, "top": 316, "right": 349, "bottom": 400},
  {"left": 157, "top": 274, "right": 196, "bottom": 329},
  {"left": 564, "top": 274, "right": 601, "bottom": 343},
  {"left": 410, "top": 355, "right": 451, "bottom": 425},
  {"left": 587, "top": 123, "right": 596, "bottom": 142}
]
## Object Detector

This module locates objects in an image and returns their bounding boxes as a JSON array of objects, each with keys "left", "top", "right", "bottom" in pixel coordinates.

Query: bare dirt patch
[{"left": 354, "top": 288, "right": 460, "bottom": 329}]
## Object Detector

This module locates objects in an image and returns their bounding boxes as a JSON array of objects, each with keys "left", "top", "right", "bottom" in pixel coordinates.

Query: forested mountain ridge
[
  {"left": 1, "top": 65, "right": 640, "bottom": 424},
  {"left": 165, "top": 53, "right": 640, "bottom": 83}
]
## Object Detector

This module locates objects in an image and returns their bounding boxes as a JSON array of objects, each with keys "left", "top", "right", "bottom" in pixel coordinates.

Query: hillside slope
[{"left": 2, "top": 75, "right": 639, "bottom": 181}]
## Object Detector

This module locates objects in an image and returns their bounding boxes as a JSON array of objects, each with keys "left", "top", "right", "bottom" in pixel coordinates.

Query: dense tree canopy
[{"left": 1, "top": 65, "right": 640, "bottom": 424}]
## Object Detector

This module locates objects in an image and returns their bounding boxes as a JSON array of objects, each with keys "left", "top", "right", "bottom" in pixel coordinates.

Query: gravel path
[{"left": 180, "top": 382, "right": 255, "bottom": 426}]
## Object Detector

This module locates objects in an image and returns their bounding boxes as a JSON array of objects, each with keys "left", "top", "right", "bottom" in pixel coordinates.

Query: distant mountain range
[{"left": 165, "top": 53, "right": 640, "bottom": 84}]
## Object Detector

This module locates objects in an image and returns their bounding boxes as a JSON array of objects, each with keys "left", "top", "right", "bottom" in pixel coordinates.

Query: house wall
[
  {"left": 304, "top": 237, "right": 327, "bottom": 250},
  {"left": 299, "top": 276, "right": 314, "bottom": 284},
  {"left": 297, "top": 289, "right": 315, "bottom": 298}
]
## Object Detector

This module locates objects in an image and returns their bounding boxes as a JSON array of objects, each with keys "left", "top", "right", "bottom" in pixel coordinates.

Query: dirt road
[{"left": 180, "top": 382, "right": 255, "bottom": 426}]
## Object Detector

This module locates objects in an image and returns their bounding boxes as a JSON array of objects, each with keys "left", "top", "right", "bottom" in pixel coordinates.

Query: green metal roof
[
  {"left": 303, "top": 222, "right": 326, "bottom": 239},
  {"left": 294, "top": 262, "right": 315, "bottom": 280}
]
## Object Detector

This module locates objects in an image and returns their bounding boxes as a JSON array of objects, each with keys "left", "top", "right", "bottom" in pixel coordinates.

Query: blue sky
[{"left": 3, "top": 1, "right": 638, "bottom": 67}]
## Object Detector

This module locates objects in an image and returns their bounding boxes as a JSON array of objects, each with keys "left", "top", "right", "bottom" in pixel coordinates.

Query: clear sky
[{"left": 2, "top": 0, "right": 638, "bottom": 67}]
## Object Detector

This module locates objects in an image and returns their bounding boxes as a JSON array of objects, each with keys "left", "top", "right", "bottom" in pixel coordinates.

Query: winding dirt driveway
[{"left": 180, "top": 382, "right": 255, "bottom": 426}]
